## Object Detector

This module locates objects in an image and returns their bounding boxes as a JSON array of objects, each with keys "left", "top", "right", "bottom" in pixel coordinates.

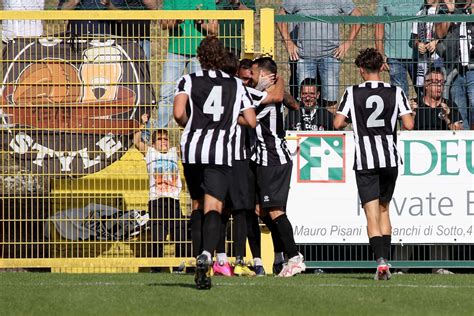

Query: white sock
[
  {"left": 216, "top": 253, "right": 228, "bottom": 264},
  {"left": 253, "top": 257, "right": 263, "bottom": 266},
  {"left": 274, "top": 252, "right": 285, "bottom": 265},
  {"left": 202, "top": 251, "right": 212, "bottom": 262}
]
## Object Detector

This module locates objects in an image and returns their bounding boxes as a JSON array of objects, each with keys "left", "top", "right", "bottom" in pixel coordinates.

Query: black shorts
[
  {"left": 355, "top": 167, "right": 398, "bottom": 206},
  {"left": 255, "top": 162, "right": 292, "bottom": 209},
  {"left": 183, "top": 163, "right": 231, "bottom": 202},
  {"left": 227, "top": 159, "right": 256, "bottom": 210}
]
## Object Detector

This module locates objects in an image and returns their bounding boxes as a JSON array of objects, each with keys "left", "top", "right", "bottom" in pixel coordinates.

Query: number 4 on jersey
[{"left": 203, "top": 86, "right": 224, "bottom": 121}]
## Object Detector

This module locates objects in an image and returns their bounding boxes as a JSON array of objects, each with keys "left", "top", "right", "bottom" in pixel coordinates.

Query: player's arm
[
  {"left": 262, "top": 77, "right": 285, "bottom": 104},
  {"left": 173, "top": 94, "right": 189, "bottom": 127},
  {"left": 400, "top": 113, "right": 414, "bottom": 130},
  {"left": 173, "top": 76, "right": 191, "bottom": 127},
  {"left": 333, "top": 113, "right": 348, "bottom": 130},
  {"left": 334, "top": 87, "right": 352, "bottom": 130},
  {"left": 133, "top": 113, "right": 149, "bottom": 155},
  {"left": 239, "top": 108, "right": 257, "bottom": 128},
  {"left": 283, "top": 91, "right": 300, "bottom": 111}
]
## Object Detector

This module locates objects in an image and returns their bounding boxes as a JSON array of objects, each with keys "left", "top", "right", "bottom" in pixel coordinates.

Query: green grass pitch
[{"left": 0, "top": 273, "right": 473, "bottom": 315}]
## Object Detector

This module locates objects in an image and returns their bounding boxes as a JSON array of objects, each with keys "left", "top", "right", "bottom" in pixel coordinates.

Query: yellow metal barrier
[{"left": 0, "top": 9, "right": 271, "bottom": 273}]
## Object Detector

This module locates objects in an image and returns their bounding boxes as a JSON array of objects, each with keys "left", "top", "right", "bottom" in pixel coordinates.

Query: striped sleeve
[
  {"left": 245, "top": 86, "right": 268, "bottom": 107},
  {"left": 337, "top": 87, "right": 353, "bottom": 117},
  {"left": 174, "top": 74, "right": 191, "bottom": 96},
  {"left": 396, "top": 87, "right": 412, "bottom": 116},
  {"left": 238, "top": 81, "right": 254, "bottom": 112}
]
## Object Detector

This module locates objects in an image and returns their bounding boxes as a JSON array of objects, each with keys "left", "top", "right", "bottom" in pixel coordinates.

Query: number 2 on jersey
[
  {"left": 203, "top": 86, "right": 224, "bottom": 121},
  {"left": 366, "top": 95, "right": 385, "bottom": 128}
]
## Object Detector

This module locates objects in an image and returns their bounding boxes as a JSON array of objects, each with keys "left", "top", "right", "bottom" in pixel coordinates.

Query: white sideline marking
[{"left": 23, "top": 281, "right": 474, "bottom": 290}]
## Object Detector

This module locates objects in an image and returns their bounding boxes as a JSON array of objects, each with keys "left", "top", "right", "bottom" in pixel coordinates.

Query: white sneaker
[{"left": 278, "top": 253, "right": 306, "bottom": 277}]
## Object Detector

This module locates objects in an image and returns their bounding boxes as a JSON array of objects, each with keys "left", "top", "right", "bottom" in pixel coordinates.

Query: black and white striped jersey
[
  {"left": 337, "top": 81, "right": 412, "bottom": 171},
  {"left": 175, "top": 70, "right": 253, "bottom": 166},
  {"left": 251, "top": 95, "right": 291, "bottom": 167},
  {"left": 232, "top": 87, "right": 267, "bottom": 161}
]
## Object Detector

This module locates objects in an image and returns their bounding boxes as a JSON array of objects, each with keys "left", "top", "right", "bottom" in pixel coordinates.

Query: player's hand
[
  {"left": 255, "top": 73, "right": 276, "bottom": 91},
  {"left": 333, "top": 41, "right": 351, "bottom": 60},
  {"left": 285, "top": 41, "right": 299, "bottom": 61},
  {"left": 418, "top": 42, "right": 427, "bottom": 54}
]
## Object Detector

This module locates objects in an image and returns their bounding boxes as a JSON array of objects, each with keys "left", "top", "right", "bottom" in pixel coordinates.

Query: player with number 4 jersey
[{"left": 173, "top": 36, "right": 256, "bottom": 290}]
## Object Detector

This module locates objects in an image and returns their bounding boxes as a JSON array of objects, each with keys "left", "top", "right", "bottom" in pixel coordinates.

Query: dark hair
[
  {"left": 300, "top": 77, "right": 317, "bottom": 89},
  {"left": 239, "top": 58, "right": 253, "bottom": 70},
  {"left": 221, "top": 51, "right": 239, "bottom": 75},
  {"left": 197, "top": 36, "right": 225, "bottom": 70},
  {"left": 355, "top": 48, "right": 384, "bottom": 73},
  {"left": 151, "top": 129, "right": 168, "bottom": 143},
  {"left": 252, "top": 57, "right": 278, "bottom": 75},
  {"left": 425, "top": 67, "right": 444, "bottom": 79}
]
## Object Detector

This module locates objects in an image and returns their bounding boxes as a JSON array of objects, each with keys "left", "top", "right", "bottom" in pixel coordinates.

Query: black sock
[
  {"left": 233, "top": 209, "right": 247, "bottom": 258},
  {"left": 369, "top": 236, "right": 384, "bottom": 260},
  {"left": 246, "top": 210, "right": 261, "bottom": 258},
  {"left": 190, "top": 209, "right": 204, "bottom": 257},
  {"left": 261, "top": 215, "right": 284, "bottom": 253},
  {"left": 202, "top": 211, "right": 221, "bottom": 255},
  {"left": 382, "top": 235, "right": 391, "bottom": 260},
  {"left": 216, "top": 212, "right": 229, "bottom": 254},
  {"left": 273, "top": 214, "right": 299, "bottom": 259}
]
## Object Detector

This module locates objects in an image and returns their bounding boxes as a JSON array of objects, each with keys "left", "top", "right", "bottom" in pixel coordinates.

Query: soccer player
[
  {"left": 213, "top": 52, "right": 285, "bottom": 277},
  {"left": 173, "top": 37, "right": 256, "bottom": 289},
  {"left": 250, "top": 57, "right": 305, "bottom": 277},
  {"left": 334, "top": 48, "right": 414, "bottom": 280}
]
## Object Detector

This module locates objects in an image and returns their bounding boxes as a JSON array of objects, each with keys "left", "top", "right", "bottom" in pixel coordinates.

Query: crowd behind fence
[{"left": 0, "top": 1, "right": 472, "bottom": 272}]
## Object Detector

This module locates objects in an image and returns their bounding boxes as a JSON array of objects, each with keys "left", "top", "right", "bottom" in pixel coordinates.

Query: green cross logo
[{"left": 298, "top": 135, "right": 345, "bottom": 182}]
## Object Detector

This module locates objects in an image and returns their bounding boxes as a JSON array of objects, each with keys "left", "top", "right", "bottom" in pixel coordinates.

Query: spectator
[
  {"left": 216, "top": 0, "right": 255, "bottom": 57},
  {"left": 58, "top": 0, "right": 115, "bottom": 36},
  {"left": 2, "top": 0, "right": 45, "bottom": 44},
  {"left": 278, "top": 0, "right": 362, "bottom": 110},
  {"left": 133, "top": 114, "right": 187, "bottom": 259},
  {"left": 112, "top": 0, "right": 159, "bottom": 61},
  {"left": 287, "top": 77, "right": 334, "bottom": 131},
  {"left": 375, "top": 0, "right": 421, "bottom": 97},
  {"left": 412, "top": 0, "right": 444, "bottom": 94},
  {"left": 411, "top": 68, "right": 463, "bottom": 130},
  {"left": 157, "top": 0, "right": 217, "bottom": 128},
  {"left": 435, "top": 0, "right": 473, "bottom": 130}
]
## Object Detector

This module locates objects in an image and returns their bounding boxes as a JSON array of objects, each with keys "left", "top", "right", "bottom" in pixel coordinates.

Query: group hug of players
[{"left": 170, "top": 36, "right": 414, "bottom": 290}]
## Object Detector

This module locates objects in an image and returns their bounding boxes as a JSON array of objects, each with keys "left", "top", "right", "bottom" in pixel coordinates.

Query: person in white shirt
[
  {"left": 2, "top": 0, "right": 45, "bottom": 43},
  {"left": 134, "top": 113, "right": 187, "bottom": 260}
]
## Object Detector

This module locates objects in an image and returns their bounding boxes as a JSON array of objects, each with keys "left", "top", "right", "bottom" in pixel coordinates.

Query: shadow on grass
[
  {"left": 146, "top": 282, "right": 196, "bottom": 289},
  {"left": 320, "top": 274, "right": 372, "bottom": 281}
]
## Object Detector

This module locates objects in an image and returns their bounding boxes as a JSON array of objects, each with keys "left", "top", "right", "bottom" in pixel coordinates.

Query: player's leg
[
  {"left": 260, "top": 211, "right": 285, "bottom": 275},
  {"left": 356, "top": 169, "right": 389, "bottom": 280},
  {"left": 246, "top": 209, "right": 265, "bottom": 275},
  {"left": 213, "top": 209, "right": 233, "bottom": 277},
  {"left": 229, "top": 160, "right": 256, "bottom": 276},
  {"left": 258, "top": 162, "right": 304, "bottom": 277},
  {"left": 378, "top": 167, "right": 399, "bottom": 279},
  {"left": 196, "top": 165, "right": 231, "bottom": 289}
]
